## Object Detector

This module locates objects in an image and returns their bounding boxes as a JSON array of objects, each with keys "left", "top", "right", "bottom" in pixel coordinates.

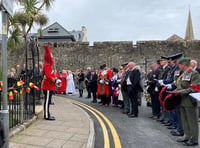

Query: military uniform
[{"left": 177, "top": 67, "right": 200, "bottom": 144}]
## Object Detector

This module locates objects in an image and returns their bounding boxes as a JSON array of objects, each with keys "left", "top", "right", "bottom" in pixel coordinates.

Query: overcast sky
[{"left": 9, "top": 0, "right": 200, "bottom": 43}]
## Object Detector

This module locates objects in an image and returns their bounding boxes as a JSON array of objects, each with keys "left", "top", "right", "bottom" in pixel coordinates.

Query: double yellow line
[{"left": 67, "top": 99, "right": 122, "bottom": 148}]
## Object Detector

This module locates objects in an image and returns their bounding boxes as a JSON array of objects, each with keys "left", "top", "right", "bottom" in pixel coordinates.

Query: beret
[{"left": 178, "top": 57, "right": 190, "bottom": 64}]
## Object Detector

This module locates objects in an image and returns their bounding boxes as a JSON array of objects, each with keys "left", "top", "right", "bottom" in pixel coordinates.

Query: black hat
[
  {"left": 100, "top": 65, "right": 103, "bottom": 70},
  {"left": 160, "top": 56, "right": 168, "bottom": 60},
  {"left": 167, "top": 52, "right": 183, "bottom": 60},
  {"left": 157, "top": 59, "right": 161, "bottom": 64},
  {"left": 121, "top": 62, "right": 128, "bottom": 66},
  {"left": 102, "top": 64, "right": 106, "bottom": 69},
  {"left": 112, "top": 67, "right": 118, "bottom": 73},
  {"left": 163, "top": 93, "right": 182, "bottom": 112}
]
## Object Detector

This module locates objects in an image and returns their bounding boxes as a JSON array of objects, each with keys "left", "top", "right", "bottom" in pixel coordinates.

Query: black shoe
[
  {"left": 171, "top": 131, "right": 184, "bottom": 136},
  {"left": 170, "top": 130, "right": 177, "bottom": 134},
  {"left": 127, "top": 112, "right": 133, "bottom": 115},
  {"left": 51, "top": 102, "right": 55, "bottom": 105},
  {"left": 45, "top": 116, "right": 55, "bottom": 120},
  {"left": 128, "top": 114, "right": 138, "bottom": 118},
  {"left": 161, "top": 120, "right": 169, "bottom": 124},
  {"left": 121, "top": 111, "right": 129, "bottom": 114},
  {"left": 176, "top": 138, "right": 188, "bottom": 143},
  {"left": 164, "top": 122, "right": 172, "bottom": 126},
  {"left": 183, "top": 141, "right": 198, "bottom": 146},
  {"left": 157, "top": 118, "right": 164, "bottom": 122},
  {"left": 168, "top": 126, "right": 176, "bottom": 129},
  {"left": 91, "top": 100, "right": 97, "bottom": 103}
]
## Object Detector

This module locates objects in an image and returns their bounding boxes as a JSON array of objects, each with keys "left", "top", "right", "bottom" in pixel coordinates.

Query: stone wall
[{"left": 4, "top": 40, "right": 200, "bottom": 72}]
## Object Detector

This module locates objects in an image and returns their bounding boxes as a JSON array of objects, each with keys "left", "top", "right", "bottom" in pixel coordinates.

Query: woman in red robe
[{"left": 61, "top": 70, "right": 67, "bottom": 94}]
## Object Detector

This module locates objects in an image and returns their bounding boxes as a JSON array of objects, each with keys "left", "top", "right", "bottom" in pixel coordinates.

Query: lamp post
[{"left": 1, "top": 8, "right": 9, "bottom": 148}]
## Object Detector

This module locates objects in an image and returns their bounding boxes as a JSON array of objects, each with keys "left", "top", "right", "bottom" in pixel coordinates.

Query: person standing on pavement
[
  {"left": 157, "top": 57, "right": 171, "bottom": 123},
  {"left": 190, "top": 59, "right": 200, "bottom": 122},
  {"left": 120, "top": 63, "right": 130, "bottom": 114},
  {"left": 126, "top": 62, "right": 142, "bottom": 117},
  {"left": 110, "top": 68, "right": 120, "bottom": 107},
  {"left": 42, "top": 45, "right": 56, "bottom": 120},
  {"left": 146, "top": 63, "right": 160, "bottom": 119},
  {"left": 85, "top": 67, "right": 92, "bottom": 98},
  {"left": 90, "top": 70, "right": 98, "bottom": 103},
  {"left": 77, "top": 70, "right": 84, "bottom": 98},
  {"left": 66, "top": 71, "right": 76, "bottom": 95},
  {"left": 97, "top": 64, "right": 113, "bottom": 107},
  {"left": 175, "top": 58, "right": 200, "bottom": 146}
]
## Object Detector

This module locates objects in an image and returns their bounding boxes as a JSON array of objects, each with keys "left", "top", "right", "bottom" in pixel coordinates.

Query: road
[{"left": 59, "top": 92, "right": 200, "bottom": 148}]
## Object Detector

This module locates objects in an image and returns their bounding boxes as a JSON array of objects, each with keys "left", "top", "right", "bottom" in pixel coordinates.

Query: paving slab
[{"left": 10, "top": 95, "right": 94, "bottom": 148}]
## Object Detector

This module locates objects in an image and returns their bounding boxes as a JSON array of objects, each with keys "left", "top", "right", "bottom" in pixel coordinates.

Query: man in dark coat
[
  {"left": 85, "top": 67, "right": 92, "bottom": 98},
  {"left": 126, "top": 62, "right": 142, "bottom": 117},
  {"left": 147, "top": 63, "right": 160, "bottom": 119},
  {"left": 90, "top": 70, "right": 98, "bottom": 103}
]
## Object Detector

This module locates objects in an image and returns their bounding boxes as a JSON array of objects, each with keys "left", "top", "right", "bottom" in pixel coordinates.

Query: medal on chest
[{"left": 182, "top": 74, "right": 191, "bottom": 81}]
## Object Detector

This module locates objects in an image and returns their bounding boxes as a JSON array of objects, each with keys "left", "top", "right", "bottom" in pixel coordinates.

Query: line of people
[{"left": 146, "top": 53, "right": 200, "bottom": 146}]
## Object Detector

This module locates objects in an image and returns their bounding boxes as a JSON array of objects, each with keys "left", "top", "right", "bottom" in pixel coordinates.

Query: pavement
[{"left": 10, "top": 95, "right": 95, "bottom": 148}]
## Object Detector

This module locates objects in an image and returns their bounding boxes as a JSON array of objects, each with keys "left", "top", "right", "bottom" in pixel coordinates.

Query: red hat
[{"left": 44, "top": 45, "right": 54, "bottom": 66}]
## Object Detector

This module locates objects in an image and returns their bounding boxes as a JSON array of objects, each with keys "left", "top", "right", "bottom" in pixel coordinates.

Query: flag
[
  {"left": 17, "top": 80, "right": 24, "bottom": 87},
  {"left": 9, "top": 91, "right": 13, "bottom": 100},
  {"left": 34, "top": 86, "right": 40, "bottom": 91},
  {"left": 29, "top": 82, "right": 35, "bottom": 88},
  {"left": 26, "top": 87, "right": 31, "bottom": 93}
]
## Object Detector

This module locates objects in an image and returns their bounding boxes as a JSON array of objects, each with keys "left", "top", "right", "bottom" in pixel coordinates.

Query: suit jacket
[
  {"left": 127, "top": 68, "right": 143, "bottom": 92},
  {"left": 147, "top": 68, "right": 160, "bottom": 94},
  {"left": 195, "top": 67, "right": 200, "bottom": 74}
]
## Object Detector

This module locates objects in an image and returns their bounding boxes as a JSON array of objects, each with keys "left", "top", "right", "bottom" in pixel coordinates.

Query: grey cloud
[{"left": 39, "top": 0, "right": 200, "bottom": 43}]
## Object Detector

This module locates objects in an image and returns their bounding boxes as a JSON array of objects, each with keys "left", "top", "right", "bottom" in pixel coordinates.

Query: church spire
[{"left": 185, "top": 9, "right": 194, "bottom": 40}]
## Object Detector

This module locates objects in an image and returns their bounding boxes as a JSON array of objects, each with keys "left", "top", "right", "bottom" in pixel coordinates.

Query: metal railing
[{"left": 0, "top": 77, "right": 42, "bottom": 129}]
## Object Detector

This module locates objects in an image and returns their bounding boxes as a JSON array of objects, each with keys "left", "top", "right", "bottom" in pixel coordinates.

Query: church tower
[{"left": 184, "top": 9, "right": 194, "bottom": 40}]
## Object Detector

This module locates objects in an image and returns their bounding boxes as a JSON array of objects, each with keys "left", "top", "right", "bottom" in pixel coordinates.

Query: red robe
[
  {"left": 42, "top": 63, "right": 55, "bottom": 91},
  {"left": 56, "top": 72, "right": 62, "bottom": 94},
  {"left": 61, "top": 73, "right": 67, "bottom": 93},
  {"left": 97, "top": 69, "right": 113, "bottom": 97}
]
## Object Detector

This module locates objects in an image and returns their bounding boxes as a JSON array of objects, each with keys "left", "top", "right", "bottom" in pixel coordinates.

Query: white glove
[
  {"left": 112, "top": 87, "right": 114, "bottom": 90},
  {"left": 166, "top": 84, "right": 172, "bottom": 90},
  {"left": 99, "top": 80, "right": 104, "bottom": 84},
  {"left": 155, "top": 87, "right": 158, "bottom": 92},
  {"left": 105, "top": 81, "right": 109, "bottom": 85},
  {"left": 56, "top": 79, "right": 61, "bottom": 84},
  {"left": 56, "top": 79, "right": 62, "bottom": 87},
  {"left": 158, "top": 80, "right": 164, "bottom": 86}
]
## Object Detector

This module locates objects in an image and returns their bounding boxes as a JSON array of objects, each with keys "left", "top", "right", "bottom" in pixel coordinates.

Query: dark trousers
[
  {"left": 175, "top": 107, "right": 184, "bottom": 134},
  {"left": 79, "top": 89, "right": 83, "bottom": 97},
  {"left": 169, "top": 111, "right": 177, "bottom": 128},
  {"left": 43, "top": 90, "right": 53, "bottom": 119},
  {"left": 127, "top": 86, "right": 138, "bottom": 115},
  {"left": 91, "top": 90, "right": 97, "bottom": 101},
  {"left": 121, "top": 89, "right": 130, "bottom": 113},
  {"left": 86, "top": 85, "right": 91, "bottom": 98},
  {"left": 100, "top": 95, "right": 111, "bottom": 105},
  {"left": 91, "top": 85, "right": 97, "bottom": 101},
  {"left": 150, "top": 93, "right": 160, "bottom": 116}
]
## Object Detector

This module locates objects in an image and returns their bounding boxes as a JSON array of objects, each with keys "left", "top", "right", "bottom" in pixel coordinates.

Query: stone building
[{"left": 29, "top": 22, "right": 86, "bottom": 42}]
